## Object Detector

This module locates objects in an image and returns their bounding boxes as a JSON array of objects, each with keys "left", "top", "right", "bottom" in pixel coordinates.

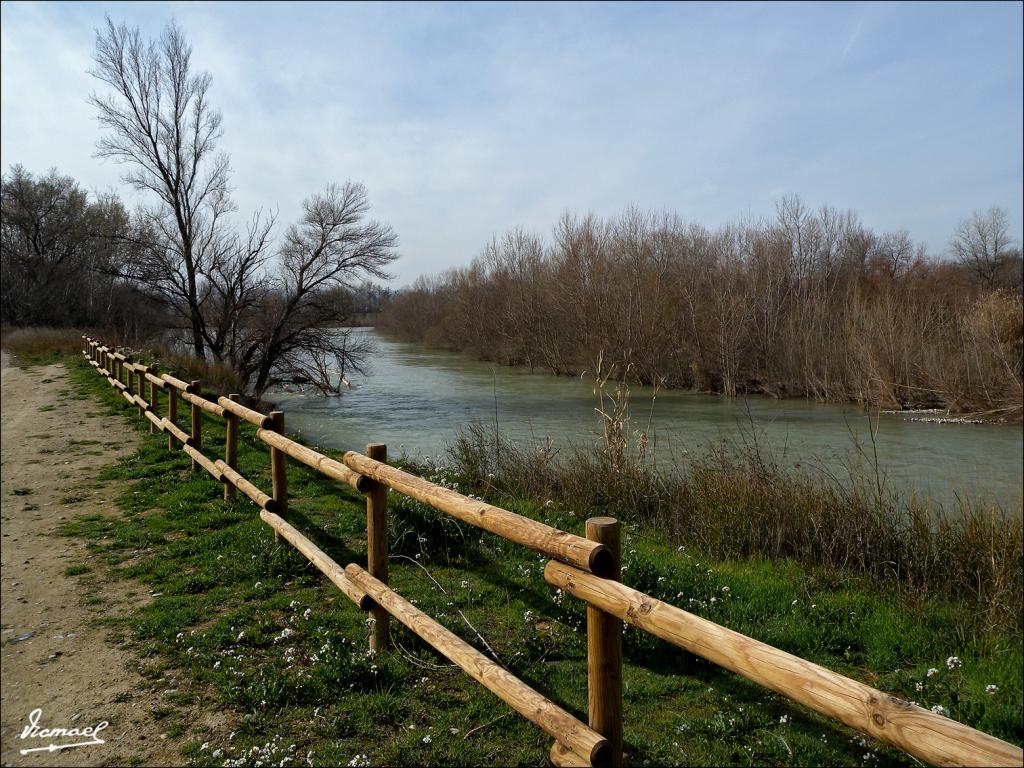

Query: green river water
[{"left": 269, "top": 329, "right": 1023, "bottom": 512}]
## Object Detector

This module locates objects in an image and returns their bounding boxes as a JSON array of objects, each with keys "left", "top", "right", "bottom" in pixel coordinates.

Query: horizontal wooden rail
[
  {"left": 215, "top": 460, "right": 277, "bottom": 512},
  {"left": 160, "top": 418, "right": 191, "bottom": 446},
  {"left": 160, "top": 373, "right": 193, "bottom": 392},
  {"left": 259, "top": 510, "right": 373, "bottom": 610},
  {"left": 120, "top": 390, "right": 135, "bottom": 407},
  {"left": 131, "top": 393, "right": 150, "bottom": 411},
  {"left": 543, "top": 561, "right": 1024, "bottom": 768},
  {"left": 257, "top": 429, "right": 369, "bottom": 493},
  {"left": 342, "top": 451, "right": 613, "bottom": 576},
  {"left": 219, "top": 396, "right": 273, "bottom": 428},
  {"left": 183, "top": 444, "right": 222, "bottom": 481},
  {"left": 344, "top": 564, "right": 610, "bottom": 766},
  {"left": 144, "top": 371, "right": 168, "bottom": 390},
  {"left": 551, "top": 742, "right": 591, "bottom": 767},
  {"left": 181, "top": 390, "right": 225, "bottom": 417},
  {"left": 144, "top": 410, "right": 163, "bottom": 431}
]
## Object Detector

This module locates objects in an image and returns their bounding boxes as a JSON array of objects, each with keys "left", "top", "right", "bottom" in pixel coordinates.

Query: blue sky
[{"left": 2, "top": 1, "right": 1021, "bottom": 284}]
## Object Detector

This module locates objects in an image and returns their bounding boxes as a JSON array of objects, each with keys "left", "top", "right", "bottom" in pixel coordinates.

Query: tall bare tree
[
  {"left": 89, "top": 18, "right": 399, "bottom": 397},
  {"left": 90, "top": 17, "right": 231, "bottom": 359}
]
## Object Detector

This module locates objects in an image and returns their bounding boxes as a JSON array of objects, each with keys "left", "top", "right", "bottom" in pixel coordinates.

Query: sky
[{"left": 2, "top": 1, "right": 1022, "bottom": 286}]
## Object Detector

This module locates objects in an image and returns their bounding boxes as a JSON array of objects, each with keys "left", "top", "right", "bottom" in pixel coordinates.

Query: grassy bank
[
  {"left": 30, "top": 354, "right": 1024, "bottom": 765},
  {"left": 448, "top": 412, "right": 1023, "bottom": 634}
]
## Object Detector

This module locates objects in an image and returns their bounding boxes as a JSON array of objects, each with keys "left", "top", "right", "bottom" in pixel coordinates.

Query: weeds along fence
[{"left": 81, "top": 337, "right": 1022, "bottom": 768}]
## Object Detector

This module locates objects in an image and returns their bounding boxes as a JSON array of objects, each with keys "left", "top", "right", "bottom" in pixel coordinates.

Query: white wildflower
[
  {"left": 926, "top": 667, "right": 939, "bottom": 677},
  {"left": 946, "top": 656, "right": 962, "bottom": 670},
  {"left": 986, "top": 684, "right": 998, "bottom": 695},
  {"left": 421, "top": 735, "right": 431, "bottom": 745},
  {"left": 931, "top": 704, "right": 949, "bottom": 717},
  {"left": 779, "top": 715, "right": 789, "bottom": 724}
]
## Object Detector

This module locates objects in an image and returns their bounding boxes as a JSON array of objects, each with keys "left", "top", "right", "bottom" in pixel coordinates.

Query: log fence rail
[{"left": 79, "top": 337, "right": 1022, "bottom": 768}]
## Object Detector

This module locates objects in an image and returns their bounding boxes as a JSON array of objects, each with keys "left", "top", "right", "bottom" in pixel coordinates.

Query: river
[{"left": 269, "top": 328, "right": 1023, "bottom": 511}]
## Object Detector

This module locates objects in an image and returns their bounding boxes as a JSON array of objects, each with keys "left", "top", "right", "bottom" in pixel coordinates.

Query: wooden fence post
[
  {"left": 586, "top": 516, "right": 623, "bottom": 767},
  {"left": 167, "top": 376, "right": 178, "bottom": 450},
  {"left": 135, "top": 366, "right": 145, "bottom": 420},
  {"left": 269, "top": 411, "right": 288, "bottom": 536},
  {"left": 148, "top": 367, "right": 159, "bottom": 433},
  {"left": 224, "top": 394, "right": 240, "bottom": 502},
  {"left": 190, "top": 381, "right": 202, "bottom": 470},
  {"left": 366, "top": 443, "right": 390, "bottom": 652}
]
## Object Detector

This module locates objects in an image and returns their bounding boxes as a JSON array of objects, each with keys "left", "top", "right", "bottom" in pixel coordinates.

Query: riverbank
[
  {"left": 8, "top": 350, "right": 1019, "bottom": 765},
  {"left": 376, "top": 328, "right": 1024, "bottom": 426}
]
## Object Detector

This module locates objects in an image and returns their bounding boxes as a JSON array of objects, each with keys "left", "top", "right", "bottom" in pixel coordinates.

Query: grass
[
  {"left": 1, "top": 326, "right": 90, "bottom": 366},
  {"left": 43, "top": 355, "right": 1024, "bottom": 766},
  {"left": 447, "top": 408, "right": 1023, "bottom": 633}
]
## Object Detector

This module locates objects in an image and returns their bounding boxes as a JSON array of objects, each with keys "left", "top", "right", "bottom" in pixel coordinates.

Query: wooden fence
[{"left": 80, "top": 337, "right": 1023, "bottom": 768}]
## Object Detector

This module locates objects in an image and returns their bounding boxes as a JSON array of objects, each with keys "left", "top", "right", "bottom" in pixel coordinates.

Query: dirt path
[{"left": 0, "top": 353, "right": 204, "bottom": 766}]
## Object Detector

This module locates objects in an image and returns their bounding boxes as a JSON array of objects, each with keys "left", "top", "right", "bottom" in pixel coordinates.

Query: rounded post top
[{"left": 586, "top": 517, "right": 621, "bottom": 578}]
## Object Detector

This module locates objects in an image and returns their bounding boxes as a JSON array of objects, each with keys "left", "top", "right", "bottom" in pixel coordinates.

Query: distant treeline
[{"left": 379, "top": 198, "right": 1023, "bottom": 416}]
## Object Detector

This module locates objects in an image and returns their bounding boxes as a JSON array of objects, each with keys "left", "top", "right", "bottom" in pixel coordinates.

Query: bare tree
[
  {"left": 233, "top": 183, "right": 398, "bottom": 397},
  {"left": 90, "top": 17, "right": 230, "bottom": 358},
  {"left": 89, "top": 19, "right": 398, "bottom": 398},
  {"left": 1, "top": 165, "right": 134, "bottom": 326},
  {"left": 950, "top": 207, "right": 1017, "bottom": 288}
]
